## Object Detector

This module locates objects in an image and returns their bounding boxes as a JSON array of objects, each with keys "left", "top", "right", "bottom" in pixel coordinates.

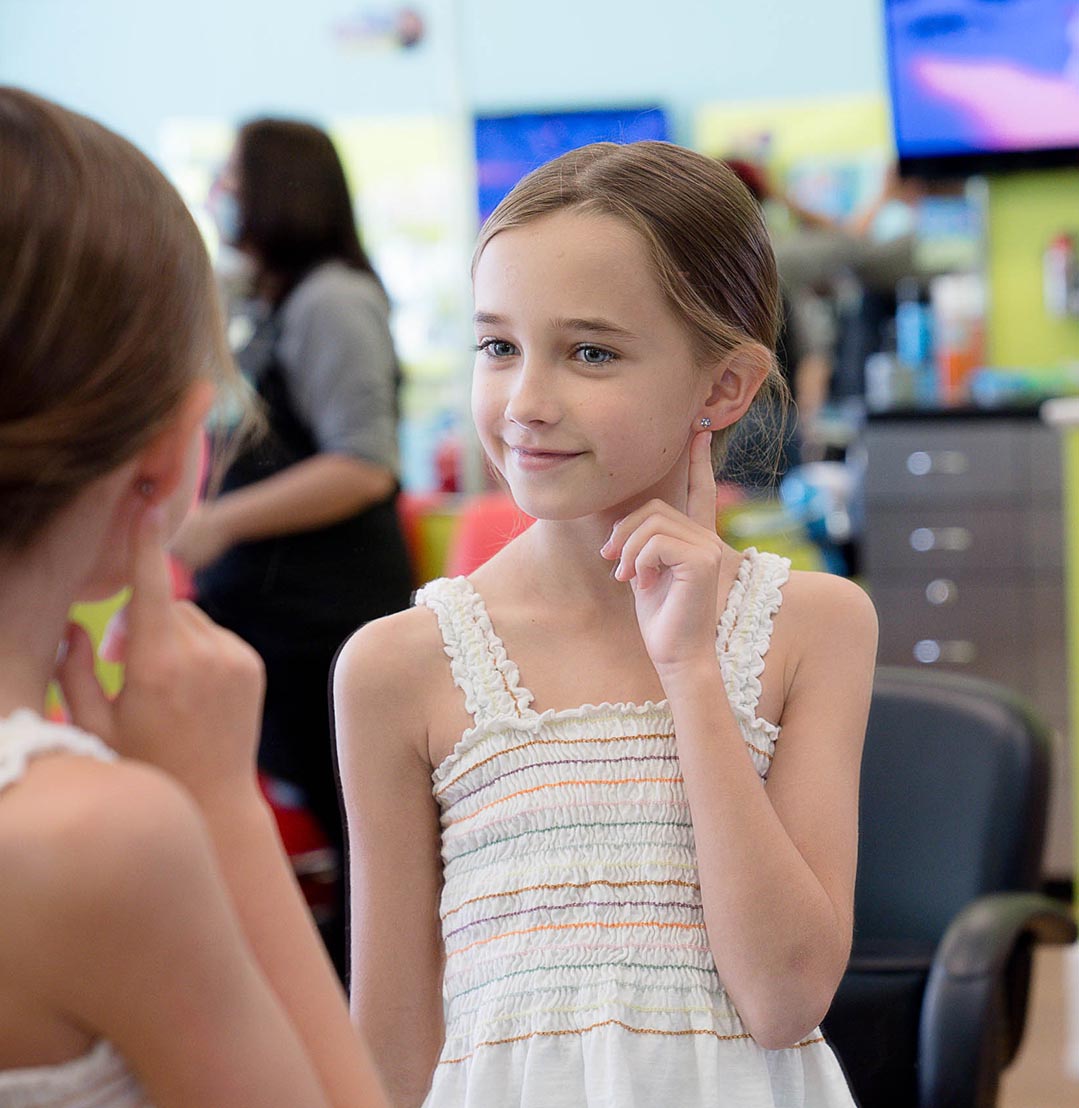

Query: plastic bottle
[
  {"left": 930, "top": 273, "right": 986, "bottom": 406},
  {"left": 895, "top": 276, "right": 935, "bottom": 404}
]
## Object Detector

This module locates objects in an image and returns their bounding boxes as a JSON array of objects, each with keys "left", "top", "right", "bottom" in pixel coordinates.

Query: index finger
[
  {"left": 125, "top": 505, "right": 174, "bottom": 642},
  {"left": 686, "top": 430, "right": 718, "bottom": 532}
]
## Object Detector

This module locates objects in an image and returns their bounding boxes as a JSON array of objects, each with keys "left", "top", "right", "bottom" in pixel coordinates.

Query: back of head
[
  {"left": 474, "top": 141, "right": 786, "bottom": 474},
  {"left": 0, "top": 87, "right": 229, "bottom": 550},
  {"left": 235, "top": 118, "right": 379, "bottom": 300}
]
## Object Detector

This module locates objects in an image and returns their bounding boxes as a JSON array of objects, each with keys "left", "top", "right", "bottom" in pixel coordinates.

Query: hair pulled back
[
  {"left": 0, "top": 88, "right": 232, "bottom": 550},
  {"left": 474, "top": 141, "right": 789, "bottom": 474}
]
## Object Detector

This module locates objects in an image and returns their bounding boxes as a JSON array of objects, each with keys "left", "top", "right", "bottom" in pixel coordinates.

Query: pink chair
[{"left": 444, "top": 492, "right": 534, "bottom": 577}]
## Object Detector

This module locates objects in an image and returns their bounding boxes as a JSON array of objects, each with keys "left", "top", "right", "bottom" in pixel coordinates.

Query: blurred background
[{"left": 4, "top": 1, "right": 1079, "bottom": 1101}]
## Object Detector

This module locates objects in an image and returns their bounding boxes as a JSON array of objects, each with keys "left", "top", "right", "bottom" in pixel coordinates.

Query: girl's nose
[{"left": 504, "top": 362, "right": 561, "bottom": 427}]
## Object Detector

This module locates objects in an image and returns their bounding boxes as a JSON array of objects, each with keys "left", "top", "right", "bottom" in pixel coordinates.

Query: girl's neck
[
  {"left": 0, "top": 555, "right": 78, "bottom": 719},
  {"left": 0, "top": 494, "right": 116, "bottom": 719}
]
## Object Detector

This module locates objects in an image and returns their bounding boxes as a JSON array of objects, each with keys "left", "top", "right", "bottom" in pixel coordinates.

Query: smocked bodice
[{"left": 414, "top": 548, "right": 857, "bottom": 1107}]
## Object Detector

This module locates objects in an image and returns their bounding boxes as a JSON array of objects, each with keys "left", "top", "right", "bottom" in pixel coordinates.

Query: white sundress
[
  {"left": 0, "top": 710, "right": 150, "bottom": 1108},
  {"left": 415, "top": 547, "right": 857, "bottom": 1108}
]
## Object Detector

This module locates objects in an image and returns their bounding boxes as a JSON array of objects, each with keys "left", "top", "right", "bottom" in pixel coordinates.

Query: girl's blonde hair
[
  {"left": 474, "top": 141, "right": 790, "bottom": 476},
  {"left": 0, "top": 88, "right": 241, "bottom": 549}
]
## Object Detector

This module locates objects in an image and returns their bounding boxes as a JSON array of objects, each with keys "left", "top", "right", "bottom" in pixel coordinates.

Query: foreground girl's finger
[
  {"left": 686, "top": 430, "right": 718, "bottom": 531},
  {"left": 55, "top": 622, "right": 115, "bottom": 743},
  {"left": 125, "top": 506, "right": 174, "bottom": 645}
]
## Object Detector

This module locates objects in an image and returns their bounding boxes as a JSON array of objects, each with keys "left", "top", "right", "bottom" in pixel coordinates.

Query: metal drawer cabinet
[
  {"left": 863, "top": 423, "right": 1029, "bottom": 503},
  {"left": 862, "top": 414, "right": 1071, "bottom": 877},
  {"left": 871, "top": 578, "right": 1036, "bottom": 691}
]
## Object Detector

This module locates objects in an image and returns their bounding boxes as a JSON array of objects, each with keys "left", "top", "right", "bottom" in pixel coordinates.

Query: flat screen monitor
[
  {"left": 883, "top": 0, "right": 1079, "bottom": 176},
  {"left": 474, "top": 106, "right": 669, "bottom": 223}
]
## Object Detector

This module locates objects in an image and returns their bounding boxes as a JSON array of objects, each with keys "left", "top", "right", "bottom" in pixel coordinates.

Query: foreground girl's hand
[
  {"left": 601, "top": 430, "right": 729, "bottom": 678},
  {"left": 56, "top": 506, "right": 264, "bottom": 804}
]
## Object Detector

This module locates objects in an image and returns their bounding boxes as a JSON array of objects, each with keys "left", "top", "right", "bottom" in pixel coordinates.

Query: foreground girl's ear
[
  {"left": 130, "top": 380, "right": 216, "bottom": 509},
  {"left": 699, "top": 343, "right": 772, "bottom": 431}
]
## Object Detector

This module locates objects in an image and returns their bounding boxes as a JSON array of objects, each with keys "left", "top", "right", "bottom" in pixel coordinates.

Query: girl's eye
[
  {"left": 575, "top": 344, "right": 616, "bottom": 365},
  {"left": 475, "top": 338, "right": 517, "bottom": 359}
]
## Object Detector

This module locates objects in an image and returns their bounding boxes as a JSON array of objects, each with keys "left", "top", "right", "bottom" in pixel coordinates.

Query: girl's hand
[
  {"left": 56, "top": 507, "right": 265, "bottom": 805},
  {"left": 601, "top": 431, "right": 729, "bottom": 680}
]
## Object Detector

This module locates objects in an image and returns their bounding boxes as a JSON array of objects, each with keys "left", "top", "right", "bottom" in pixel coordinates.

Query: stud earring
[
  {"left": 699, "top": 417, "right": 712, "bottom": 429},
  {"left": 137, "top": 479, "right": 156, "bottom": 499}
]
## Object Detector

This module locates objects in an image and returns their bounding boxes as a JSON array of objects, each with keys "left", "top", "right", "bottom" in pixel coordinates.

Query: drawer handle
[
  {"left": 914, "top": 639, "right": 977, "bottom": 665},
  {"left": 925, "top": 579, "right": 958, "bottom": 605},
  {"left": 910, "top": 527, "right": 973, "bottom": 553},
  {"left": 906, "top": 450, "right": 970, "bottom": 477}
]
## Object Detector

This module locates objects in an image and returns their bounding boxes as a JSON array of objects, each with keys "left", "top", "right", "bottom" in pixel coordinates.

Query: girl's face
[{"left": 471, "top": 209, "right": 710, "bottom": 522}]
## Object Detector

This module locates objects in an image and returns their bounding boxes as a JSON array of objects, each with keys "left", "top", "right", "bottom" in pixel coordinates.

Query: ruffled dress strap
[
  {"left": 0, "top": 709, "right": 116, "bottom": 794},
  {"left": 414, "top": 577, "right": 534, "bottom": 728},
  {"left": 717, "top": 547, "right": 791, "bottom": 732}
]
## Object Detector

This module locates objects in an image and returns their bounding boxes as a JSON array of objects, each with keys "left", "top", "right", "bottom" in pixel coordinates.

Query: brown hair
[
  {"left": 474, "top": 141, "right": 789, "bottom": 475},
  {"left": 0, "top": 87, "right": 238, "bottom": 550},
  {"left": 234, "top": 118, "right": 383, "bottom": 305}
]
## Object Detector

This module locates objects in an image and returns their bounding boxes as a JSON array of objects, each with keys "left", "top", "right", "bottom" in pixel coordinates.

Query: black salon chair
[{"left": 822, "top": 666, "right": 1077, "bottom": 1108}]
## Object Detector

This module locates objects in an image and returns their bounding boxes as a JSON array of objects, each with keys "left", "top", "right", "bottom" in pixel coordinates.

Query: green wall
[
  {"left": 994, "top": 170, "right": 1079, "bottom": 880},
  {"left": 986, "top": 170, "right": 1079, "bottom": 368}
]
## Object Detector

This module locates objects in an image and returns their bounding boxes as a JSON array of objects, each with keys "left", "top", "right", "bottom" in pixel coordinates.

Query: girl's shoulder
[
  {"left": 0, "top": 754, "right": 220, "bottom": 983},
  {"left": 770, "top": 568, "right": 878, "bottom": 693},
  {"left": 334, "top": 604, "right": 459, "bottom": 758},
  {"left": 781, "top": 567, "right": 877, "bottom": 624},
  {"left": 0, "top": 753, "right": 212, "bottom": 899}
]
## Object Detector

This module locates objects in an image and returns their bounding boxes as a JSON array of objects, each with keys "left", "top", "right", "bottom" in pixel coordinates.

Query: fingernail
[{"left": 55, "top": 636, "right": 69, "bottom": 668}]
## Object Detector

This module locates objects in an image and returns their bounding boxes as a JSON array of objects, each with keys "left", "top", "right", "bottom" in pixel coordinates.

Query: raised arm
[
  {"left": 334, "top": 610, "right": 448, "bottom": 1107},
  {"left": 56, "top": 509, "right": 388, "bottom": 1108},
  {"left": 603, "top": 430, "right": 878, "bottom": 1049}
]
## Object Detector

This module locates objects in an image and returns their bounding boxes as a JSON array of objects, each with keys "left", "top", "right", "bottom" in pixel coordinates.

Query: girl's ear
[
  {"left": 131, "top": 381, "right": 216, "bottom": 507},
  {"left": 699, "top": 343, "right": 771, "bottom": 430}
]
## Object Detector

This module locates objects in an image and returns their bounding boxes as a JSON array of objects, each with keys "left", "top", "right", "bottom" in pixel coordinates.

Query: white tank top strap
[
  {"left": 717, "top": 547, "right": 791, "bottom": 725},
  {"left": 0, "top": 709, "right": 117, "bottom": 794},
  {"left": 414, "top": 577, "right": 534, "bottom": 728}
]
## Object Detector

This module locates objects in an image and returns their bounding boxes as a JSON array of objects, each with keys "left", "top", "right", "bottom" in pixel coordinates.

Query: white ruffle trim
[
  {"left": 0, "top": 1037, "right": 146, "bottom": 1107},
  {"left": 416, "top": 578, "right": 534, "bottom": 727},
  {"left": 0, "top": 709, "right": 116, "bottom": 794},
  {"left": 718, "top": 547, "right": 790, "bottom": 741}
]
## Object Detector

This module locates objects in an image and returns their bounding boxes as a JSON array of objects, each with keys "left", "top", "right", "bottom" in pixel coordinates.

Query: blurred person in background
[{"left": 173, "top": 119, "right": 413, "bottom": 979}]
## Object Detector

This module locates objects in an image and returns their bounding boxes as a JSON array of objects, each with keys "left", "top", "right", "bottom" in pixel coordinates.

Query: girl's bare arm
[
  {"left": 603, "top": 432, "right": 877, "bottom": 1049},
  {"left": 55, "top": 511, "right": 389, "bottom": 1108},
  {"left": 335, "top": 610, "right": 448, "bottom": 1107},
  {"left": 0, "top": 759, "right": 344, "bottom": 1108},
  {"left": 662, "top": 572, "right": 876, "bottom": 1049}
]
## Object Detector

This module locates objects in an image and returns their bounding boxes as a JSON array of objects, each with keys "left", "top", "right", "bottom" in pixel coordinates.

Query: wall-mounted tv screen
[
  {"left": 884, "top": 0, "right": 1079, "bottom": 176},
  {"left": 474, "top": 107, "right": 669, "bottom": 224}
]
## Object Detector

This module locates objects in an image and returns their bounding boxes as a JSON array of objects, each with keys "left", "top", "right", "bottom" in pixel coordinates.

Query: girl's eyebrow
[{"left": 472, "top": 311, "right": 638, "bottom": 340}]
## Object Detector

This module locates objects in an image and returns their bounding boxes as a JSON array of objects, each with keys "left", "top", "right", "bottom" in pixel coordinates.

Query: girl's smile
[{"left": 506, "top": 445, "right": 587, "bottom": 471}]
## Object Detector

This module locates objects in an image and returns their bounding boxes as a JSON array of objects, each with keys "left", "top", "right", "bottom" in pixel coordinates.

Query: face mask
[{"left": 209, "top": 188, "right": 241, "bottom": 246}]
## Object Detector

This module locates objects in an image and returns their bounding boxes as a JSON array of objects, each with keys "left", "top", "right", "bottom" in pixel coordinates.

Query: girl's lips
[{"left": 509, "top": 447, "right": 584, "bottom": 471}]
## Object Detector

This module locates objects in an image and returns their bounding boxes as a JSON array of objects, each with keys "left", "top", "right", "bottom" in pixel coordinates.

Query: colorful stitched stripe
[
  {"left": 437, "top": 1021, "right": 826, "bottom": 1065},
  {"left": 435, "top": 731, "right": 677, "bottom": 796},
  {"left": 447, "top": 920, "right": 708, "bottom": 960}
]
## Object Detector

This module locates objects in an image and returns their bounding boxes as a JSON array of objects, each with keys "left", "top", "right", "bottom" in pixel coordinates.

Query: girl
[
  {"left": 335, "top": 141, "right": 877, "bottom": 1107},
  {"left": 0, "top": 87, "right": 387, "bottom": 1108},
  {"left": 173, "top": 119, "right": 413, "bottom": 977}
]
